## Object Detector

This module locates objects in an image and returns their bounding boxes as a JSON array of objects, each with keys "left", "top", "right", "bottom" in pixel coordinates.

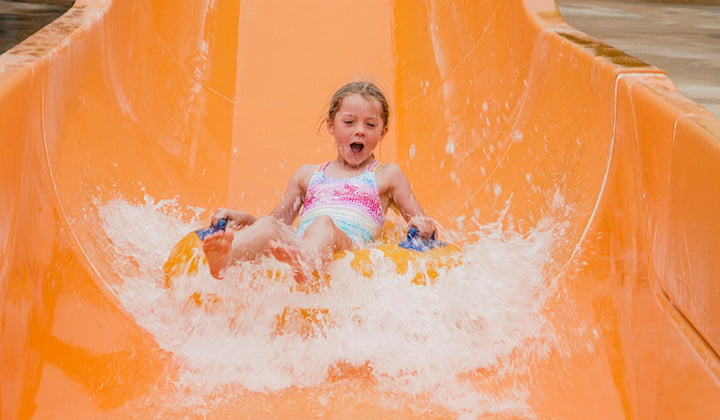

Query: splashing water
[{"left": 98, "top": 196, "right": 564, "bottom": 418}]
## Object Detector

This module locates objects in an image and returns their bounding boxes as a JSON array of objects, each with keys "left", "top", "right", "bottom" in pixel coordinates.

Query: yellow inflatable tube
[{"left": 163, "top": 221, "right": 462, "bottom": 338}]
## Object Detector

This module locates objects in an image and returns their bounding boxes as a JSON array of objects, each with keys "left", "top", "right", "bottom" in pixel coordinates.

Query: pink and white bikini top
[{"left": 297, "top": 161, "right": 385, "bottom": 244}]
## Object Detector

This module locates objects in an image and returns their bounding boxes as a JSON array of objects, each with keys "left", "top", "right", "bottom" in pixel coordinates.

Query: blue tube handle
[
  {"left": 398, "top": 226, "right": 445, "bottom": 251},
  {"left": 194, "top": 218, "right": 227, "bottom": 240}
]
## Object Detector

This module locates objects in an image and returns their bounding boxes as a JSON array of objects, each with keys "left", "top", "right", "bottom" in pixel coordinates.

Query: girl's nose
[{"left": 354, "top": 124, "right": 366, "bottom": 136}]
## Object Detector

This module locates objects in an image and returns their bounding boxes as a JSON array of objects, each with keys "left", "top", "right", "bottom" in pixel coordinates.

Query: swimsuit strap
[
  {"left": 317, "top": 161, "right": 332, "bottom": 172},
  {"left": 366, "top": 160, "right": 381, "bottom": 172}
]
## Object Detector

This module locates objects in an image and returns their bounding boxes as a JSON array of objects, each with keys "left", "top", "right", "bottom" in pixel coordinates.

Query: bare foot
[
  {"left": 268, "top": 240, "right": 311, "bottom": 284},
  {"left": 202, "top": 230, "right": 234, "bottom": 279}
]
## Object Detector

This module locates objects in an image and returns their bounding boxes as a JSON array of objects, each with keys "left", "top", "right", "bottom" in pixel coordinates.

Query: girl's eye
[
  {"left": 343, "top": 120, "right": 353, "bottom": 125},
  {"left": 367, "top": 123, "right": 376, "bottom": 128}
]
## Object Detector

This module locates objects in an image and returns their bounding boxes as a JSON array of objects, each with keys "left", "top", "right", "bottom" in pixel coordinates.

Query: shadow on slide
[{"left": 2, "top": 0, "right": 720, "bottom": 418}]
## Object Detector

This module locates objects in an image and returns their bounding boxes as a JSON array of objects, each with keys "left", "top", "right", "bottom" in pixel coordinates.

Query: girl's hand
[
  {"left": 408, "top": 215, "right": 437, "bottom": 239},
  {"left": 211, "top": 208, "right": 256, "bottom": 230}
]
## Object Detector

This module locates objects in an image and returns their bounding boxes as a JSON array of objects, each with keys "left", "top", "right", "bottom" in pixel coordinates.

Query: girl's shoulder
[
  {"left": 290, "top": 163, "right": 319, "bottom": 187},
  {"left": 375, "top": 162, "right": 410, "bottom": 189},
  {"left": 297, "top": 163, "right": 319, "bottom": 173},
  {"left": 375, "top": 162, "right": 404, "bottom": 177}
]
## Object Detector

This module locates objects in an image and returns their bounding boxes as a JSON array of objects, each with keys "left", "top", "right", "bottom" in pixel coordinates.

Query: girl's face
[{"left": 328, "top": 93, "right": 388, "bottom": 169}]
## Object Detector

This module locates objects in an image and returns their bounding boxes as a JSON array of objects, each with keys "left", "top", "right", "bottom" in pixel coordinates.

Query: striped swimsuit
[{"left": 297, "top": 161, "right": 385, "bottom": 245}]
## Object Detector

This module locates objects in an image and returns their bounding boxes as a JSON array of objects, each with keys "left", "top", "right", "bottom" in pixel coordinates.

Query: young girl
[{"left": 203, "top": 81, "right": 437, "bottom": 282}]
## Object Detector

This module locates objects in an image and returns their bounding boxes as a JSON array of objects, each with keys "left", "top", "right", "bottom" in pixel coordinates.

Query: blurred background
[
  {"left": 0, "top": 0, "right": 72, "bottom": 52},
  {"left": 557, "top": 0, "right": 719, "bottom": 117}
]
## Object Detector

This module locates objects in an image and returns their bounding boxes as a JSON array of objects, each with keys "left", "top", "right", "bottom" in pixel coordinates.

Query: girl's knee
[
  {"left": 253, "top": 215, "right": 283, "bottom": 235},
  {"left": 233, "top": 216, "right": 287, "bottom": 258},
  {"left": 305, "top": 215, "right": 343, "bottom": 238},
  {"left": 305, "top": 216, "right": 352, "bottom": 250},
  {"left": 308, "top": 215, "right": 335, "bottom": 230}
]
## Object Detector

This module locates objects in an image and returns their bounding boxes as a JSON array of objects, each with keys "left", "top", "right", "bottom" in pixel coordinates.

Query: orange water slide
[{"left": 2, "top": 0, "right": 720, "bottom": 418}]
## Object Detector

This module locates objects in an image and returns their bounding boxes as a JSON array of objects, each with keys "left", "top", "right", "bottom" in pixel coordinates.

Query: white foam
[{"left": 99, "top": 196, "right": 562, "bottom": 417}]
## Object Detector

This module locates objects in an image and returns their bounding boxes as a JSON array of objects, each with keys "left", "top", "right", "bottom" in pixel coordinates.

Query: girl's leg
[
  {"left": 203, "top": 216, "right": 289, "bottom": 278},
  {"left": 269, "top": 215, "right": 352, "bottom": 284}
]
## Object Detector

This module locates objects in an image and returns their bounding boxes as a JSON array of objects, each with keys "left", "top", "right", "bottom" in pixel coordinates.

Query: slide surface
[{"left": 2, "top": 0, "right": 720, "bottom": 418}]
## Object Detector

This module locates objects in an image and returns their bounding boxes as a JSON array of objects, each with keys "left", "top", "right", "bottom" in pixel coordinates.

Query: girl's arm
[
  {"left": 269, "top": 164, "right": 314, "bottom": 225},
  {"left": 210, "top": 165, "right": 312, "bottom": 229},
  {"left": 380, "top": 164, "right": 437, "bottom": 237}
]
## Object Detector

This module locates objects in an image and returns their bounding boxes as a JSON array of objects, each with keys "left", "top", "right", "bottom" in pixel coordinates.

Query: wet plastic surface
[{"left": 2, "top": 0, "right": 720, "bottom": 418}]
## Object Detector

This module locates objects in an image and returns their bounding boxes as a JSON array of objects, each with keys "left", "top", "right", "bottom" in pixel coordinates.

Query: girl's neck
[{"left": 330, "top": 154, "right": 375, "bottom": 176}]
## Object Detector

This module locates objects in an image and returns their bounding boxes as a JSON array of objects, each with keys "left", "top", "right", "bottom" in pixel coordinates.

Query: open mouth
[{"left": 350, "top": 142, "right": 364, "bottom": 153}]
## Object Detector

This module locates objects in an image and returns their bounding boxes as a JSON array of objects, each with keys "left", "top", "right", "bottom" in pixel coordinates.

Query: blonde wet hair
[{"left": 326, "top": 81, "right": 390, "bottom": 128}]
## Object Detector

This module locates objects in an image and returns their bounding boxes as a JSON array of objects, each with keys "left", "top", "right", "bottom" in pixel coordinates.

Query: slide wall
[{"left": 1, "top": 0, "right": 720, "bottom": 417}]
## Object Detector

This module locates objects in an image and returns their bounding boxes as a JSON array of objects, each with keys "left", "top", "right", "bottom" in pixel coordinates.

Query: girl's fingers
[{"left": 409, "top": 216, "right": 437, "bottom": 238}]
